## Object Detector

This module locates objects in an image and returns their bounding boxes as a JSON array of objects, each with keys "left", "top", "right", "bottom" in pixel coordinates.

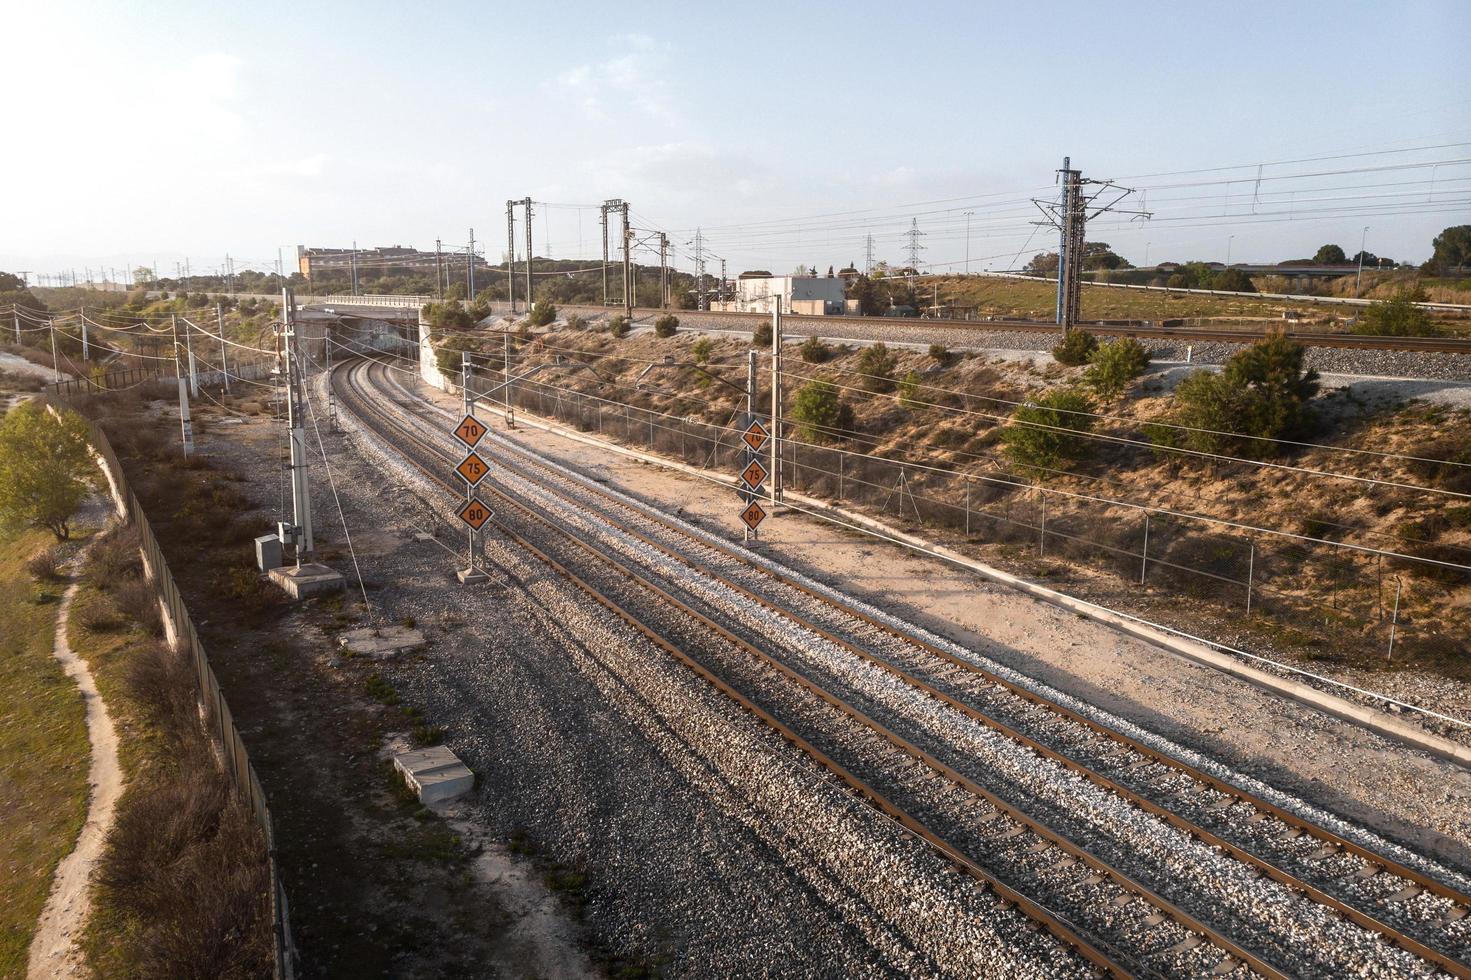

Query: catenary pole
[
  {"left": 769, "top": 306, "right": 782, "bottom": 504},
  {"left": 523, "top": 197, "right": 534, "bottom": 312},
  {"left": 505, "top": 203, "right": 517, "bottom": 313},
  {"left": 281, "top": 288, "right": 313, "bottom": 561},
  {"left": 171, "top": 314, "right": 193, "bottom": 455},
  {"left": 217, "top": 303, "right": 230, "bottom": 392}
]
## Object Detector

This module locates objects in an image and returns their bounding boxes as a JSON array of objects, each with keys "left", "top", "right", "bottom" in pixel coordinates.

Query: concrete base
[
  {"left": 267, "top": 562, "right": 346, "bottom": 599},
  {"left": 394, "top": 746, "right": 474, "bottom": 804},
  {"left": 338, "top": 625, "right": 426, "bottom": 659},
  {"left": 456, "top": 568, "right": 490, "bottom": 584}
]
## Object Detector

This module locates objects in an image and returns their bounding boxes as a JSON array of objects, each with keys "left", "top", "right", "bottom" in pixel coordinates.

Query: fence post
[
  {"left": 964, "top": 476, "right": 971, "bottom": 537},
  {"left": 1246, "top": 541, "right": 1255, "bottom": 616},
  {"left": 1387, "top": 578, "right": 1402, "bottom": 661},
  {"left": 1038, "top": 493, "right": 1047, "bottom": 557},
  {"left": 839, "top": 453, "right": 845, "bottom": 503},
  {"left": 1139, "top": 510, "right": 1151, "bottom": 585}
]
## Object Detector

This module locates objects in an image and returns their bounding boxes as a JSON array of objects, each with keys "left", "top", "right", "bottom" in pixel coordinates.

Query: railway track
[
  {"left": 549, "top": 302, "right": 1471, "bottom": 354},
  {"left": 335, "top": 355, "right": 1471, "bottom": 977}
]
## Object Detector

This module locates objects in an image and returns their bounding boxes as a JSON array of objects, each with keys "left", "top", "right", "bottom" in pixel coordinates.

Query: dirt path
[{"left": 27, "top": 547, "right": 122, "bottom": 980}]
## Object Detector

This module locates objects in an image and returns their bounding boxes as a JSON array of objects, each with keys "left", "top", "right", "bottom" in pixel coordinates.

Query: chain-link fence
[{"left": 482, "top": 369, "right": 1468, "bottom": 665}]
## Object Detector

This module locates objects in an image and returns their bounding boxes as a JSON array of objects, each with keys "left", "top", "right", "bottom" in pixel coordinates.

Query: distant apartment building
[
  {"left": 714, "top": 273, "right": 848, "bottom": 315},
  {"left": 296, "top": 245, "right": 491, "bottom": 281}
]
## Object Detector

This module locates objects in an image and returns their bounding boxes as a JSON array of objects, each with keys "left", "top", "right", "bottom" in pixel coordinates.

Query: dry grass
[
  {"left": 0, "top": 528, "right": 88, "bottom": 976},
  {"left": 73, "top": 533, "right": 273, "bottom": 979},
  {"left": 25, "top": 546, "right": 64, "bottom": 582}
]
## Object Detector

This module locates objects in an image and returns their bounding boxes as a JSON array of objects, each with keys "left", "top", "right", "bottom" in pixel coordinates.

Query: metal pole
[
  {"left": 436, "top": 238, "right": 444, "bottom": 301},
  {"left": 184, "top": 318, "right": 198, "bottom": 397},
  {"left": 282, "top": 288, "right": 313, "bottom": 561},
  {"left": 462, "top": 352, "right": 476, "bottom": 568},
  {"left": 1387, "top": 578, "right": 1402, "bottom": 661},
  {"left": 964, "top": 476, "right": 970, "bottom": 535},
  {"left": 1140, "top": 511, "right": 1151, "bottom": 584},
  {"left": 523, "top": 197, "right": 534, "bottom": 312},
  {"left": 769, "top": 307, "right": 782, "bottom": 505},
  {"left": 506, "top": 203, "right": 517, "bottom": 314},
  {"left": 1039, "top": 493, "right": 1047, "bottom": 557},
  {"left": 622, "top": 204, "right": 633, "bottom": 320},
  {"left": 1246, "top": 542, "right": 1256, "bottom": 616},
  {"left": 12, "top": 308, "right": 19, "bottom": 344},
  {"left": 49, "top": 318, "right": 60, "bottom": 382},
  {"left": 80, "top": 305, "right": 88, "bottom": 360},
  {"left": 217, "top": 303, "right": 230, "bottom": 392},
  {"left": 1355, "top": 226, "right": 1369, "bottom": 297},
  {"left": 503, "top": 332, "right": 514, "bottom": 428},
  {"left": 660, "top": 234, "right": 669, "bottom": 309},
  {"left": 171, "top": 315, "right": 193, "bottom": 455},
  {"left": 468, "top": 227, "right": 476, "bottom": 298},
  {"left": 351, "top": 241, "right": 358, "bottom": 295},
  {"left": 601, "top": 204, "right": 609, "bottom": 307}
]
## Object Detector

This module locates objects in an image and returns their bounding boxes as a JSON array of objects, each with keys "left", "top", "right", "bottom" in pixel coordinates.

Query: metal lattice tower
[
  {"left": 904, "top": 219, "right": 925, "bottom": 271},
  {"left": 1033, "top": 156, "right": 1151, "bottom": 331}
]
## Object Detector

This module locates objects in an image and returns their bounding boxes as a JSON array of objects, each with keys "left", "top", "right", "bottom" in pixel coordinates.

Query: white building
[{"left": 715, "top": 275, "right": 847, "bottom": 315}]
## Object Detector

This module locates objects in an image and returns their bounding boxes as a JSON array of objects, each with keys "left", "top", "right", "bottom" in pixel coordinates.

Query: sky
[{"left": 3, "top": 0, "right": 1469, "bottom": 283}]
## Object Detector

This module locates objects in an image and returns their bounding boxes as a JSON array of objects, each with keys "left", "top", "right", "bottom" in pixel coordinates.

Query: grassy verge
[
  {"left": 0, "top": 529, "right": 88, "bottom": 979},
  {"left": 66, "top": 526, "right": 273, "bottom": 979}
]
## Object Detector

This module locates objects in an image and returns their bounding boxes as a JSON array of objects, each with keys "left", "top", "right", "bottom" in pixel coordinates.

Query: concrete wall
[{"left": 418, "top": 314, "right": 446, "bottom": 391}]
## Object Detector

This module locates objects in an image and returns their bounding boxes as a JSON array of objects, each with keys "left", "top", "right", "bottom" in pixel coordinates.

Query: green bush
[
  {"left": 527, "top": 301, "right": 557, "bottom": 327},
  {"left": 564, "top": 313, "right": 586, "bottom": 331},
  {"left": 1151, "top": 335, "right": 1320, "bottom": 457},
  {"left": 1000, "top": 387, "right": 1096, "bottom": 473},
  {"left": 898, "top": 370, "right": 924, "bottom": 409},
  {"left": 653, "top": 314, "right": 679, "bottom": 338},
  {"left": 790, "top": 379, "right": 854, "bottom": 442},
  {"left": 691, "top": 337, "right": 713, "bottom": 365},
  {"left": 1083, "top": 338, "right": 1151, "bottom": 400},
  {"left": 423, "top": 301, "right": 476, "bottom": 329},
  {"left": 1352, "top": 286, "right": 1437, "bottom": 337},
  {"left": 856, "top": 342, "right": 897, "bottom": 393},
  {"left": 752, "top": 321, "right": 773, "bottom": 347},
  {"left": 608, "top": 315, "right": 630, "bottom": 338},
  {"left": 1051, "top": 330, "right": 1098, "bottom": 366},
  {"left": 799, "top": 335, "right": 830, "bottom": 363},
  {"left": 928, "top": 343, "right": 951, "bottom": 364}
]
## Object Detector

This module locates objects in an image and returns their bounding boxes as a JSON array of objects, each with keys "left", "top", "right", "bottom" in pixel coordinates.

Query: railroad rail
[
  {"left": 546, "top": 302, "right": 1471, "bottom": 354},
  {"left": 335, "top": 355, "right": 1471, "bottom": 977}
]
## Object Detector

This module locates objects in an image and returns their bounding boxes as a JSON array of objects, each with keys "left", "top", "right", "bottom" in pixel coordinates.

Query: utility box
[
  {"left": 394, "top": 746, "right": 474, "bottom": 804},
  {"left": 255, "top": 534, "right": 283, "bottom": 572}
]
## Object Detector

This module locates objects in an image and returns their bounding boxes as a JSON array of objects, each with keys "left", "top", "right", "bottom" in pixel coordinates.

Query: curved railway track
[{"left": 334, "top": 356, "right": 1471, "bottom": 978}]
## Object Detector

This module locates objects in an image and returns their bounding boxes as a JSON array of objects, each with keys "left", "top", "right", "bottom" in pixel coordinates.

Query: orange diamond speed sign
[
  {"left": 453, "top": 414, "right": 487, "bottom": 448},
  {"left": 741, "top": 418, "right": 770, "bottom": 453},
  {"left": 456, "top": 451, "right": 490, "bottom": 486},
  {"left": 739, "top": 500, "right": 767, "bottom": 532},
  {"left": 739, "top": 458, "right": 768, "bottom": 490},
  {"left": 456, "top": 498, "right": 493, "bottom": 530}
]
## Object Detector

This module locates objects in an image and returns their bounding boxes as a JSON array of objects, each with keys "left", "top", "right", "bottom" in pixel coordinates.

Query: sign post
[
  {"left": 739, "top": 413, "right": 771, "bottom": 544},
  {"left": 454, "top": 353, "right": 492, "bottom": 583}
]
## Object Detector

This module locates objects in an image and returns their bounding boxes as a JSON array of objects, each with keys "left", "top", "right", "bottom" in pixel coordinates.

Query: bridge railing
[{"left": 296, "top": 293, "right": 431, "bottom": 309}]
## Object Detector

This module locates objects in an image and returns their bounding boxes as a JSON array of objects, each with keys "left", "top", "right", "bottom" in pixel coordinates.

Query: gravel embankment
[{"left": 318, "top": 367, "right": 1085, "bottom": 977}]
